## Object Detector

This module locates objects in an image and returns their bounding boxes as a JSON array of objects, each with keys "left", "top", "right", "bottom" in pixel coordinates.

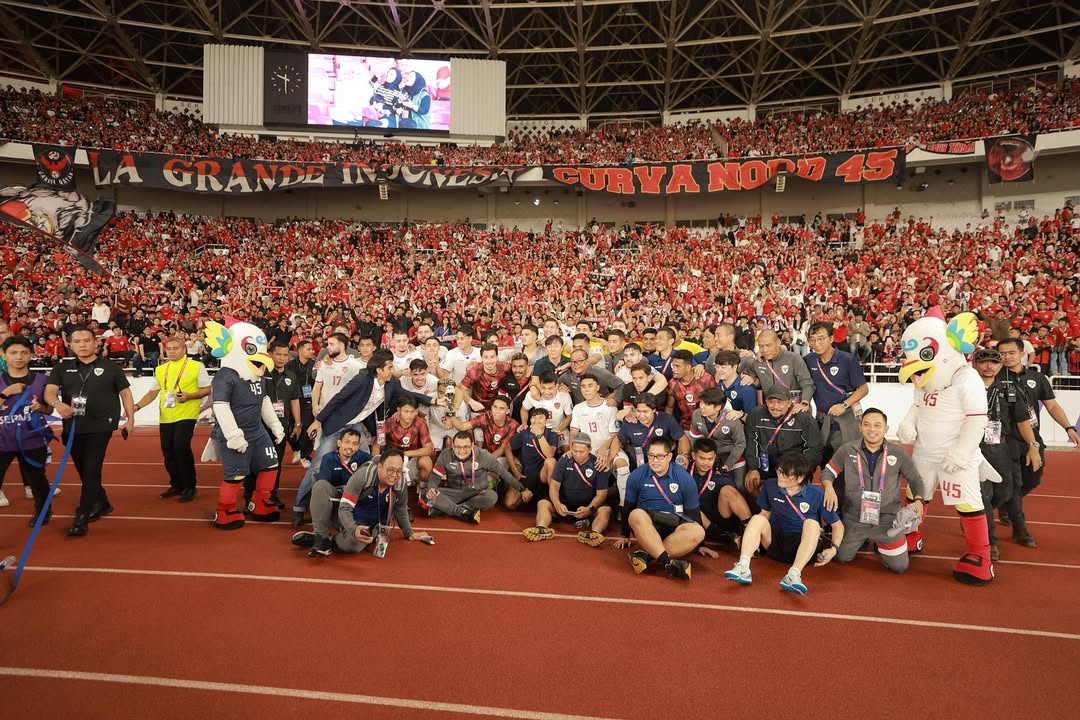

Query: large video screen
[{"left": 307, "top": 54, "right": 451, "bottom": 131}]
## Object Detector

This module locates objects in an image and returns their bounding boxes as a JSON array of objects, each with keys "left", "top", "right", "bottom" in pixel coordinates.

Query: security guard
[
  {"left": 976, "top": 346, "right": 1041, "bottom": 556},
  {"left": 45, "top": 326, "right": 135, "bottom": 537}
]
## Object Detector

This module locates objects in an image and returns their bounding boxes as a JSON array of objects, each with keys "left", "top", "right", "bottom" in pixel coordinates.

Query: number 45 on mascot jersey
[
  {"left": 201, "top": 318, "right": 285, "bottom": 530},
  {"left": 896, "top": 307, "right": 999, "bottom": 585}
]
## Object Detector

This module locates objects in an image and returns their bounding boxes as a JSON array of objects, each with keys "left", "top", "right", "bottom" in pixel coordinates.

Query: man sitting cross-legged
[
  {"left": 522, "top": 433, "right": 612, "bottom": 547},
  {"left": 613, "top": 436, "right": 706, "bottom": 581}
]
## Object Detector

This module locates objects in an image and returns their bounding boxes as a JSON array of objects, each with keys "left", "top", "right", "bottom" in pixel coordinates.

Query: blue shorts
[{"left": 216, "top": 431, "right": 279, "bottom": 479}]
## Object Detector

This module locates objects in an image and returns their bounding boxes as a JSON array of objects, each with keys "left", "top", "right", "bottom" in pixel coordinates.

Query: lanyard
[
  {"left": 338, "top": 452, "right": 353, "bottom": 474},
  {"left": 813, "top": 356, "right": 846, "bottom": 396},
  {"left": 856, "top": 443, "right": 889, "bottom": 493},
  {"left": 766, "top": 407, "right": 798, "bottom": 448},
  {"left": 458, "top": 450, "right": 476, "bottom": 486},
  {"left": 166, "top": 357, "right": 190, "bottom": 392},
  {"left": 73, "top": 361, "right": 96, "bottom": 396},
  {"left": 573, "top": 462, "right": 593, "bottom": 488},
  {"left": 783, "top": 492, "right": 806, "bottom": 520},
  {"left": 661, "top": 354, "right": 673, "bottom": 375},
  {"left": 695, "top": 466, "right": 715, "bottom": 496},
  {"left": 702, "top": 415, "right": 723, "bottom": 438},
  {"left": 375, "top": 483, "right": 393, "bottom": 528},
  {"left": 511, "top": 379, "right": 532, "bottom": 405},
  {"left": 765, "top": 359, "right": 789, "bottom": 389},
  {"left": 641, "top": 422, "right": 657, "bottom": 447},
  {"left": 652, "top": 473, "right": 676, "bottom": 508}
]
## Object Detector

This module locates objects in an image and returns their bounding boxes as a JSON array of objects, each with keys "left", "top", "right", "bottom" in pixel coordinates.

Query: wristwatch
[
  {"left": 830, "top": 543, "right": 839, "bottom": 551},
  {"left": 1028, "top": 441, "right": 1040, "bottom": 447}
]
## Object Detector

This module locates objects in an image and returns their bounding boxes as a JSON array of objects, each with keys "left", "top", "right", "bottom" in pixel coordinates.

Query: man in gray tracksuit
[{"left": 425, "top": 430, "right": 533, "bottom": 523}]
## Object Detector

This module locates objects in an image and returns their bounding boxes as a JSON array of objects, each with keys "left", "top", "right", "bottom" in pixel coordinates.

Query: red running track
[{"left": 0, "top": 431, "right": 1078, "bottom": 719}]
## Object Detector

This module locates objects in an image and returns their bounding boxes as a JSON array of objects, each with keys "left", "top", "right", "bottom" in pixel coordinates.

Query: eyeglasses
[
  {"left": 381, "top": 467, "right": 404, "bottom": 476},
  {"left": 647, "top": 452, "right": 671, "bottom": 460}
]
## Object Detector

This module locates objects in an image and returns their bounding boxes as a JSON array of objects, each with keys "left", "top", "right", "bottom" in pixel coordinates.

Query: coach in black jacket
[{"left": 744, "top": 384, "right": 823, "bottom": 493}]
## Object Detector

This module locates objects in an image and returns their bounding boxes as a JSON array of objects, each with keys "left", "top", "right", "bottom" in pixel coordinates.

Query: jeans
[
  {"left": 134, "top": 352, "right": 160, "bottom": 376},
  {"left": 292, "top": 423, "right": 368, "bottom": 512}
]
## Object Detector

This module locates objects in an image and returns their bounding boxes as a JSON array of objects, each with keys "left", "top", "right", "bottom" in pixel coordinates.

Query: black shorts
[
  {"left": 216, "top": 431, "right": 279, "bottom": 479},
  {"left": 646, "top": 509, "right": 694, "bottom": 539},
  {"left": 765, "top": 527, "right": 805, "bottom": 564}
]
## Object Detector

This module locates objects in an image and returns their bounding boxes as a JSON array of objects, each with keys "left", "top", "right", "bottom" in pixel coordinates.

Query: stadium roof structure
[{"left": 0, "top": 0, "right": 1078, "bottom": 119}]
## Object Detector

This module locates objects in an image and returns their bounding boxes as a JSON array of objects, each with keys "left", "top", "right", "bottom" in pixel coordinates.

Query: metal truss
[{"left": 0, "top": 0, "right": 1077, "bottom": 119}]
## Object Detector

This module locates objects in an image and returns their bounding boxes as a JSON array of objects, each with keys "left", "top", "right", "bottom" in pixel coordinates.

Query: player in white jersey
[
  {"left": 402, "top": 358, "right": 449, "bottom": 449},
  {"left": 568, "top": 374, "right": 629, "bottom": 498},
  {"left": 312, "top": 333, "right": 364, "bottom": 415},
  {"left": 441, "top": 327, "right": 482, "bottom": 385},
  {"left": 389, "top": 331, "right": 422, "bottom": 377},
  {"left": 522, "top": 371, "right": 573, "bottom": 448}
]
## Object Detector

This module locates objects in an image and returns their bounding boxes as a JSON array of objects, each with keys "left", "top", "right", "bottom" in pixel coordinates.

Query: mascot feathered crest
[{"left": 204, "top": 318, "right": 273, "bottom": 381}]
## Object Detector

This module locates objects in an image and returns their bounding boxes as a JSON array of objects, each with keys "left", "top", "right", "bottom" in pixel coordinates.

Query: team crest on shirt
[
  {"left": 285, "top": 378, "right": 292, "bottom": 385},
  {"left": 1026, "top": 379, "right": 1036, "bottom": 388},
  {"left": 685, "top": 393, "right": 695, "bottom": 403},
  {"left": 781, "top": 365, "right": 790, "bottom": 374},
  {"left": 472, "top": 461, "right": 479, "bottom": 470},
  {"left": 799, "top": 502, "right": 810, "bottom": 513},
  {"left": 729, "top": 391, "right": 737, "bottom": 399},
  {"left": 887, "top": 455, "right": 897, "bottom": 466},
  {"left": 490, "top": 382, "right": 497, "bottom": 388},
  {"left": 721, "top": 426, "right": 731, "bottom": 434},
  {"left": 669, "top": 483, "right": 680, "bottom": 494},
  {"left": 494, "top": 433, "right": 502, "bottom": 442},
  {"left": 554, "top": 403, "right": 561, "bottom": 409},
  {"left": 830, "top": 366, "right": 839, "bottom": 376},
  {"left": 706, "top": 481, "right": 716, "bottom": 490},
  {"left": 93, "top": 367, "right": 104, "bottom": 376},
  {"left": 348, "top": 462, "right": 358, "bottom": 471},
  {"left": 656, "top": 428, "right": 664, "bottom": 436},
  {"left": 402, "top": 436, "right": 411, "bottom": 446},
  {"left": 786, "top": 418, "right": 795, "bottom": 426},
  {"left": 585, "top": 468, "right": 594, "bottom": 477}
]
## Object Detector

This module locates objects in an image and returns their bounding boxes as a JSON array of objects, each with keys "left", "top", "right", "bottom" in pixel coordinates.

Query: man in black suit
[{"left": 291, "top": 349, "right": 443, "bottom": 526}]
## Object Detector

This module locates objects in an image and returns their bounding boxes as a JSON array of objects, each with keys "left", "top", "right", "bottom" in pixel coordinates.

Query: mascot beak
[
  {"left": 247, "top": 352, "right": 273, "bottom": 377},
  {"left": 898, "top": 359, "right": 936, "bottom": 388}
]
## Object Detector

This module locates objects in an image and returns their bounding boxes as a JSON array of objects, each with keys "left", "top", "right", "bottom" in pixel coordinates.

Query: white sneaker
[
  {"left": 723, "top": 562, "right": 752, "bottom": 585},
  {"left": 300, "top": 459, "right": 311, "bottom": 469},
  {"left": 54, "top": 486, "right": 61, "bottom": 496},
  {"left": 0, "top": 490, "right": 8, "bottom": 507},
  {"left": 291, "top": 451, "right": 301, "bottom": 465},
  {"left": 25, "top": 485, "right": 34, "bottom": 499}
]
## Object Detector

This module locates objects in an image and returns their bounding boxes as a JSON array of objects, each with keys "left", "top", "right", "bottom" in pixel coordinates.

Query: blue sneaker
[
  {"left": 724, "top": 563, "right": 752, "bottom": 585},
  {"left": 779, "top": 571, "right": 808, "bottom": 595}
]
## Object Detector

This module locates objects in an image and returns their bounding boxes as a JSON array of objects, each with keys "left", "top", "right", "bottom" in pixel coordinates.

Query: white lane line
[
  {"left": 0, "top": 667, "right": 618, "bottom": 720},
  {"left": 3, "top": 514, "right": 1080, "bottom": 568},
  {"left": 925, "top": 514, "right": 1080, "bottom": 528},
  {"left": 1026, "top": 494, "right": 1080, "bottom": 500},
  {"left": 24, "top": 565, "right": 1080, "bottom": 641}
]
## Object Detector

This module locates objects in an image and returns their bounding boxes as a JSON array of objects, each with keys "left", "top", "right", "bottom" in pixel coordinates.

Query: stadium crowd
[
  {"left": 2, "top": 79, "right": 1079, "bottom": 165},
  {"left": 2, "top": 204, "right": 1078, "bottom": 375}
]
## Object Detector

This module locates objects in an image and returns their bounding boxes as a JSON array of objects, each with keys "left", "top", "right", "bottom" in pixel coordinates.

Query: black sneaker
[
  {"left": 457, "top": 507, "right": 480, "bottom": 524},
  {"left": 179, "top": 488, "right": 197, "bottom": 503},
  {"left": 291, "top": 510, "right": 306, "bottom": 528},
  {"left": 160, "top": 487, "right": 182, "bottom": 499},
  {"left": 629, "top": 550, "right": 652, "bottom": 575},
  {"left": 291, "top": 531, "right": 316, "bottom": 548},
  {"left": 88, "top": 501, "right": 114, "bottom": 522},
  {"left": 665, "top": 558, "right": 692, "bottom": 581},
  {"left": 67, "top": 511, "right": 89, "bottom": 537},
  {"left": 310, "top": 534, "right": 335, "bottom": 557},
  {"left": 28, "top": 507, "right": 52, "bottom": 528}
]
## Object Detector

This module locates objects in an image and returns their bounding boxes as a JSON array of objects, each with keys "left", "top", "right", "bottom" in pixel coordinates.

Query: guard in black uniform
[{"left": 45, "top": 326, "right": 135, "bottom": 537}]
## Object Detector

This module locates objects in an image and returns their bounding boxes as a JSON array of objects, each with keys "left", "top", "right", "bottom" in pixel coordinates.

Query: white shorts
[{"left": 913, "top": 455, "right": 983, "bottom": 511}]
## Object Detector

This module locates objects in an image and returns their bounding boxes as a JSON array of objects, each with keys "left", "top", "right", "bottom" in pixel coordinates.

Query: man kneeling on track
[
  {"left": 613, "top": 435, "right": 705, "bottom": 581},
  {"left": 820, "top": 407, "right": 927, "bottom": 574},
  {"left": 725, "top": 451, "right": 844, "bottom": 595},
  {"left": 522, "top": 433, "right": 612, "bottom": 547},
  {"left": 292, "top": 449, "right": 432, "bottom": 556}
]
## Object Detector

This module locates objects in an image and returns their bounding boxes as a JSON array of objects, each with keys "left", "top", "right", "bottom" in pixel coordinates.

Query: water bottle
[{"left": 0, "top": 555, "right": 15, "bottom": 571}]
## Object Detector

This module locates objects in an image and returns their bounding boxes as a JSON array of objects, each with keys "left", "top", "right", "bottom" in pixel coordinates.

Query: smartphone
[{"left": 121, "top": 428, "right": 129, "bottom": 440}]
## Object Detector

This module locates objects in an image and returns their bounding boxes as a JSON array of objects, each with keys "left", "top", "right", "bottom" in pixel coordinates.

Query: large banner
[
  {"left": 87, "top": 147, "right": 903, "bottom": 195},
  {"left": 88, "top": 149, "right": 527, "bottom": 194},
  {"left": 984, "top": 134, "right": 1037, "bottom": 184},
  {"left": 0, "top": 144, "right": 114, "bottom": 274},
  {"left": 542, "top": 148, "right": 905, "bottom": 194}
]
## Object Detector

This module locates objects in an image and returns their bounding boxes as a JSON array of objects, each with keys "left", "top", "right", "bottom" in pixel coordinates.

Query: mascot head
[
  {"left": 898, "top": 307, "right": 978, "bottom": 392},
  {"left": 204, "top": 318, "right": 273, "bottom": 381}
]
